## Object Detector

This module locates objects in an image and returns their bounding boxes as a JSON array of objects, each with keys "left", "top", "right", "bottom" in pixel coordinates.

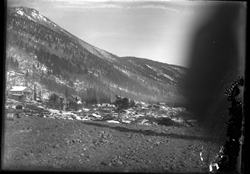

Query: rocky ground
[{"left": 3, "top": 99, "right": 223, "bottom": 173}]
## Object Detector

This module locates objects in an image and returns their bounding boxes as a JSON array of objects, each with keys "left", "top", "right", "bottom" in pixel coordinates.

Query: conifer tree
[
  {"left": 65, "top": 86, "right": 68, "bottom": 102},
  {"left": 25, "top": 70, "right": 29, "bottom": 86},
  {"left": 39, "top": 90, "right": 42, "bottom": 100},
  {"left": 15, "top": 59, "right": 19, "bottom": 68},
  {"left": 217, "top": 76, "right": 244, "bottom": 173},
  {"left": 34, "top": 84, "right": 37, "bottom": 101}
]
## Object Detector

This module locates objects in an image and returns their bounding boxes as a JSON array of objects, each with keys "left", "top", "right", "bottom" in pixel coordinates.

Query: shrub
[
  {"left": 15, "top": 105, "right": 23, "bottom": 109},
  {"left": 114, "top": 95, "right": 129, "bottom": 111}
]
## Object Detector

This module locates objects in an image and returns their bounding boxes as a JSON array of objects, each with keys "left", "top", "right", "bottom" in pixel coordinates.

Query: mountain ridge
[{"left": 6, "top": 6, "right": 188, "bottom": 105}]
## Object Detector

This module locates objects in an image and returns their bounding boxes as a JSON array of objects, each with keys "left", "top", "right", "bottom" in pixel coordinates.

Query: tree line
[{"left": 6, "top": 56, "right": 19, "bottom": 70}]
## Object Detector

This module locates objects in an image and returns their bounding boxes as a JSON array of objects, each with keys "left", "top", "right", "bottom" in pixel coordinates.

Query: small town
[
  {"left": 6, "top": 85, "right": 192, "bottom": 126},
  {"left": 5, "top": 85, "right": 215, "bottom": 173}
]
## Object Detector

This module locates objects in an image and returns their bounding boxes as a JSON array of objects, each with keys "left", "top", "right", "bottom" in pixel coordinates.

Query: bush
[
  {"left": 129, "top": 99, "right": 135, "bottom": 108},
  {"left": 15, "top": 105, "right": 23, "bottom": 109},
  {"left": 114, "top": 95, "right": 129, "bottom": 111}
]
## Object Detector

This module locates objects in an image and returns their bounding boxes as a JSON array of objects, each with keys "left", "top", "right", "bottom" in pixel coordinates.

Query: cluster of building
[
  {"left": 49, "top": 92, "right": 82, "bottom": 110},
  {"left": 7, "top": 86, "right": 82, "bottom": 111}
]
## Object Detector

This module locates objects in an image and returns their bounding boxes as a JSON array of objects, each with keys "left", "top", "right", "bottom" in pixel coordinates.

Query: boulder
[
  {"left": 91, "top": 113, "right": 102, "bottom": 118},
  {"left": 82, "top": 108, "right": 90, "bottom": 112},
  {"left": 75, "top": 116, "right": 82, "bottom": 120}
]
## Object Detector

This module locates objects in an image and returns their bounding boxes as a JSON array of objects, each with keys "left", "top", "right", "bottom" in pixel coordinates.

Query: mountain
[{"left": 6, "top": 6, "right": 188, "bottom": 104}]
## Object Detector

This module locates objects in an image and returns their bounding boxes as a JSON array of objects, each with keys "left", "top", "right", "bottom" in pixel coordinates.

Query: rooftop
[
  {"left": 11, "top": 94, "right": 24, "bottom": 96},
  {"left": 10, "top": 86, "right": 32, "bottom": 92},
  {"left": 71, "top": 94, "right": 81, "bottom": 100},
  {"left": 51, "top": 93, "right": 66, "bottom": 99}
]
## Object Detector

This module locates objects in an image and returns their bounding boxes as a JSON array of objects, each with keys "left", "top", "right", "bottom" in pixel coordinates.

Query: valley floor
[{"left": 3, "top": 114, "right": 222, "bottom": 173}]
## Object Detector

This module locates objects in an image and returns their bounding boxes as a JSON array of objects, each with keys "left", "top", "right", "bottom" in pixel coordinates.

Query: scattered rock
[
  {"left": 155, "top": 141, "right": 161, "bottom": 146},
  {"left": 107, "top": 120, "right": 120, "bottom": 124},
  {"left": 100, "top": 161, "right": 108, "bottom": 166},
  {"left": 53, "top": 144, "right": 59, "bottom": 148}
]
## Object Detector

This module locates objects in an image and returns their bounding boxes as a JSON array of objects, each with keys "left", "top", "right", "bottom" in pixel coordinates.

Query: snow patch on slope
[
  {"left": 113, "top": 65, "right": 131, "bottom": 77},
  {"left": 161, "top": 73, "right": 175, "bottom": 82},
  {"left": 146, "top": 63, "right": 176, "bottom": 82},
  {"left": 78, "top": 40, "right": 117, "bottom": 62},
  {"left": 31, "top": 11, "right": 48, "bottom": 22},
  {"left": 127, "top": 60, "right": 144, "bottom": 69},
  {"left": 54, "top": 76, "right": 67, "bottom": 85},
  {"left": 171, "top": 66, "right": 186, "bottom": 75},
  {"left": 146, "top": 64, "right": 157, "bottom": 72},
  {"left": 16, "top": 9, "right": 24, "bottom": 16},
  {"left": 109, "top": 83, "right": 139, "bottom": 96}
]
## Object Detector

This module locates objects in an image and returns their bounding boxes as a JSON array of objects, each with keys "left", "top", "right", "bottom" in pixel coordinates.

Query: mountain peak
[
  {"left": 12, "top": 6, "right": 39, "bottom": 16},
  {"left": 9, "top": 6, "right": 52, "bottom": 27}
]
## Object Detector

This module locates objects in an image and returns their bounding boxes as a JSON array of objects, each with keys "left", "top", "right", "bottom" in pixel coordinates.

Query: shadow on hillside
[{"left": 82, "top": 121, "right": 219, "bottom": 144}]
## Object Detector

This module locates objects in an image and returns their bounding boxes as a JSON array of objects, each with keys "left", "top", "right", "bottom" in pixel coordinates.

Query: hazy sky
[{"left": 7, "top": 0, "right": 221, "bottom": 67}]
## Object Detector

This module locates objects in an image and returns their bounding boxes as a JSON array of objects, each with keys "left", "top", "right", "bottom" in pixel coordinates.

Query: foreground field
[{"left": 3, "top": 114, "right": 222, "bottom": 173}]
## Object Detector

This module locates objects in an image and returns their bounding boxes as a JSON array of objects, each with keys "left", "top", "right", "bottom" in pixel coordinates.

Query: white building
[{"left": 9, "top": 86, "right": 33, "bottom": 101}]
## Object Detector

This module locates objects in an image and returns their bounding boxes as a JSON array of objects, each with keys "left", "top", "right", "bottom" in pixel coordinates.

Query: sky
[{"left": 7, "top": 0, "right": 226, "bottom": 67}]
